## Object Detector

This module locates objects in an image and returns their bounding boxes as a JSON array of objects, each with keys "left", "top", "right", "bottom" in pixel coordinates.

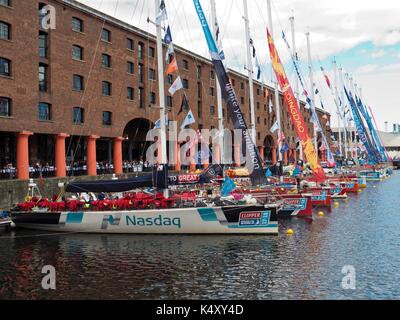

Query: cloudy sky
[{"left": 78, "top": 0, "right": 400, "bottom": 131}]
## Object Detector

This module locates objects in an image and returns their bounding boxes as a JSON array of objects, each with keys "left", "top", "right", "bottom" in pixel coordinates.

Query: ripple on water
[{"left": 1, "top": 174, "right": 400, "bottom": 299}]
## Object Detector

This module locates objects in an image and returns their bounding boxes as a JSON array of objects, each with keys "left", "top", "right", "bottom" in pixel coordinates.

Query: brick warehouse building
[{"left": 0, "top": 0, "right": 331, "bottom": 180}]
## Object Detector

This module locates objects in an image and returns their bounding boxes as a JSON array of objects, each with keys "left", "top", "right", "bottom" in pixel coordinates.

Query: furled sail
[{"left": 192, "top": 0, "right": 267, "bottom": 185}]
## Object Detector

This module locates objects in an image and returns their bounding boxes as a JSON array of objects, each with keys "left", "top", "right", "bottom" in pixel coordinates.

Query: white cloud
[
  {"left": 373, "top": 30, "right": 400, "bottom": 46},
  {"left": 355, "top": 64, "right": 378, "bottom": 74},
  {"left": 371, "top": 49, "right": 385, "bottom": 58},
  {"left": 76, "top": 0, "right": 400, "bottom": 129}
]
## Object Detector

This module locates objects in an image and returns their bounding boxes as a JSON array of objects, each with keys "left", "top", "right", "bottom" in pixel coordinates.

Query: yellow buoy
[
  {"left": 286, "top": 229, "right": 294, "bottom": 235},
  {"left": 358, "top": 189, "right": 363, "bottom": 193},
  {"left": 334, "top": 202, "right": 339, "bottom": 208},
  {"left": 318, "top": 211, "right": 324, "bottom": 217}
]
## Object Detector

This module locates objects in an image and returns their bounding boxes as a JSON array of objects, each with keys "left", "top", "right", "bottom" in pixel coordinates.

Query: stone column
[
  {"left": 55, "top": 133, "right": 69, "bottom": 178},
  {"left": 175, "top": 143, "right": 181, "bottom": 171},
  {"left": 87, "top": 135, "right": 99, "bottom": 176},
  {"left": 272, "top": 147, "right": 277, "bottom": 165},
  {"left": 258, "top": 146, "right": 265, "bottom": 162},
  {"left": 16, "top": 131, "right": 33, "bottom": 180},
  {"left": 234, "top": 144, "right": 241, "bottom": 167},
  {"left": 113, "top": 137, "right": 123, "bottom": 175}
]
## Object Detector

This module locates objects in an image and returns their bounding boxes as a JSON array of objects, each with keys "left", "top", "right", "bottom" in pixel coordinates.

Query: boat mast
[
  {"left": 333, "top": 59, "right": 343, "bottom": 156},
  {"left": 243, "top": 0, "right": 256, "bottom": 143},
  {"left": 267, "top": 0, "right": 283, "bottom": 162},
  {"left": 348, "top": 73, "right": 357, "bottom": 163},
  {"left": 339, "top": 67, "right": 348, "bottom": 159},
  {"left": 289, "top": 14, "right": 303, "bottom": 161},
  {"left": 155, "top": 0, "right": 168, "bottom": 194},
  {"left": 305, "top": 29, "right": 318, "bottom": 151},
  {"left": 210, "top": 0, "right": 224, "bottom": 164}
]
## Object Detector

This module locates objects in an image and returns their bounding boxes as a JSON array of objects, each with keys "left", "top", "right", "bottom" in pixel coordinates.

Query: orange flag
[
  {"left": 166, "top": 56, "right": 178, "bottom": 74},
  {"left": 267, "top": 29, "right": 326, "bottom": 182}
]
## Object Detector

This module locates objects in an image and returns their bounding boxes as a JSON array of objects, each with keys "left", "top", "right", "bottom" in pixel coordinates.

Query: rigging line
[
  {"left": 67, "top": 0, "right": 121, "bottom": 171},
  {"left": 66, "top": 21, "right": 107, "bottom": 169},
  {"left": 220, "top": 0, "right": 234, "bottom": 42},
  {"left": 65, "top": 0, "right": 105, "bottom": 163},
  {"left": 171, "top": 0, "right": 221, "bottom": 125},
  {"left": 138, "top": 0, "right": 146, "bottom": 28},
  {"left": 128, "top": 0, "right": 141, "bottom": 25},
  {"left": 160, "top": 0, "right": 192, "bottom": 125}
]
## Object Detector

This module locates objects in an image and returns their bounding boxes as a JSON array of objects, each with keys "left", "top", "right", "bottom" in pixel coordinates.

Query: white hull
[{"left": 11, "top": 205, "right": 278, "bottom": 235}]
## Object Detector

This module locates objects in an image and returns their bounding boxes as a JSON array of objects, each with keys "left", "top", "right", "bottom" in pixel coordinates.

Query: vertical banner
[
  {"left": 267, "top": 30, "right": 326, "bottom": 182},
  {"left": 193, "top": 0, "right": 266, "bottom": 185},
  {"left": 344, "top": 87, "right": 378, "bottom": 164},
  {"left": 356, "top": 97, "right": 386, "bottom": 162}
]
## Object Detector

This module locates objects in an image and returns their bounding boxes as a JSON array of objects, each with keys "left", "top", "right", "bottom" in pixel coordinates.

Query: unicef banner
[{"left": 193, "top": 0, "right": 266, "bottom": 185}]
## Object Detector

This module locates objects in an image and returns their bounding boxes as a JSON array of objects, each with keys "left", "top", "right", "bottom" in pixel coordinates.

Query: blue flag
[
  {"left": 265, "top": 168, "right": 273, "bottom": 177},
  {"left": 221, "top": 177, "right": 236, "bottom": 197},
  {"left": 292, "top": 165, "right": 301, "bottom": 176},
  {"left": 280, "top": 143, "right": 289, "bottom": 153},
  {"left": 164, "top": 26, "right": 172, "bottom": 44}
]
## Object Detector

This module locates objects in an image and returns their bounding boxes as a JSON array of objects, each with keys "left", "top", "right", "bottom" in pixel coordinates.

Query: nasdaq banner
[
  {"left": 193, "top": 0, "right": 266, "bottom": 185},
  {"left": 267, "top": 30, "right": 326, "bottom": 182}
]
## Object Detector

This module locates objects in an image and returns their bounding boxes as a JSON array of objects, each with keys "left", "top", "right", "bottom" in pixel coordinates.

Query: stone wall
[{"left": 0, "top": 173, "right": 152, "bottom": 210}]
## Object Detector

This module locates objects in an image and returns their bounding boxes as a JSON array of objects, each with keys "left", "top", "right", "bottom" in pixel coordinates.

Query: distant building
[{"left": 331, "top": 127, "right": 400, "bottom": 159}]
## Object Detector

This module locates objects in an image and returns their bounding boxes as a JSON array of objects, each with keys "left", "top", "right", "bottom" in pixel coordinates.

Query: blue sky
[{"left": 77, "top": 0, "right": 400, "bottom": 131}]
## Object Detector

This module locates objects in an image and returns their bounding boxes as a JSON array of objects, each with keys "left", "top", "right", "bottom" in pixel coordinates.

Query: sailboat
[{"left": 9, "top": 0, "right": 278, "bottom": 235}]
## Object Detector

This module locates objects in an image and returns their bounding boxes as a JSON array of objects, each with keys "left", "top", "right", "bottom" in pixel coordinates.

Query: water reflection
[{"left": 1, "top": 173, "right": 400, "bottom": 299}]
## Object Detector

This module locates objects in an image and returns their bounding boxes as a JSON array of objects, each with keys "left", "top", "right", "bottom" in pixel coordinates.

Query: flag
[
  {"left": 154, "top": 114, "right": 169, "bottom": 129},
  {"left": 196, "top": 143, "right": 211, "bottom": 161},
  {"left": 280, "top": 143, "right": 289, "bottom": 153},
  {"left": 214, "top": 20, "right": 225, "bottom": 61},
  {"left": 166, "top": 56, "right": 178, "bottom": 74},
  {"left": 156, "top": 0, "right": 168, "bottom": 24},
  {"left": 180, "top": 109, "right": 195, "bottom": 129},
  {"left": 164, "top": 26, "right": 172, "bottom": 44},
  {"left": 265, "top": 168, "right": 273, "bottom": 177},
  {"left": 221, "top": 177, "right": 236, "bottom": 197},
  {"left": 292, "top": 165, "right": 301, "bottom": 176},
  {"left": 255, "top": 56, "right": 262, "bottom": 80},
  {"left": 277, "top": 131, "right": 285, "bottom": 144},
  {"left": 168, "top": 76, "right": 183, "bottom": 95},
  {"left": 270, "top": 120, "right": 279, "bottom": 133},
  {"left": 178, "top": 94, "right": 189, "bottom": 115},
  {"left": 320, "top": 66, "right": 331, "bottom": 88},
  {"left": 269, "top": 97, "right": 273, "bottom": 113},
  {"left": 165, "top": 43, "right": 174, "bottom": 62}
]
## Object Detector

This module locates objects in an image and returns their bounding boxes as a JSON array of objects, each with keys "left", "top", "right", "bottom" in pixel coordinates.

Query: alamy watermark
[
  {"left": 341, "top": 265, "right": 356, "bottom": 290},
  {"left": 145, "top": 121, "right": 260, "bottom": 174},
  {"left": 40, "top": 5, "right": 56, "bottom": 30},
  {"left": 41, "top": 265, "right": 56, "bottom": 290}
]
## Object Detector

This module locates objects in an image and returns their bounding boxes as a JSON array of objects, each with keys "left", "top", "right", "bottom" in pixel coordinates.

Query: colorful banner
[
  {"left": 267, "top": 30, "right": 326, "bottom": 182},
  {"left": 356, "top": 96, "right": 386, "bottom": 162},
  {"left": 282, "top": 32, "right": 335, "bottom": 167},
  {"left": 368, "top": 105, "right": 391, "bottom": 161},
  {"left": 344, "top": 87, "right": 378, "bottom": 164},
  {"left": 193, "top": 0, "right": 266, "bottom": 185}
]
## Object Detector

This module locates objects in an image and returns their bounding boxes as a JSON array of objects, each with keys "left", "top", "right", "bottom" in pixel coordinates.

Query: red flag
[{"left": 166, "top": 56, "right": 178, "bottom": 74}]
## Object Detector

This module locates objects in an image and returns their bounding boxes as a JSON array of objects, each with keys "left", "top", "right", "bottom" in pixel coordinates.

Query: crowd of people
[{"left": 0, "top": 160, "right": 154, "bottom": 180}]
